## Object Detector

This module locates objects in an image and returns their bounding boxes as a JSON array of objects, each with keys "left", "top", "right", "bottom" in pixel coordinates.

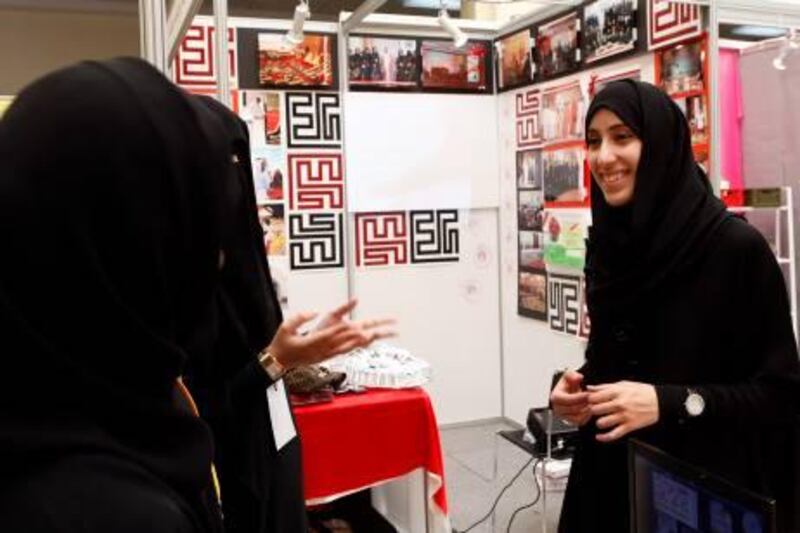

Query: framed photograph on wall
[
  {"left": 239, "top": 91, "right": 281, "bottom": 147},
  {"left": 534, "top": 12, "right": 581, "bottom": 80},
  {"left": 519, "top": 269, "right": 548, "bottom": 320},
  {"left": 541, "top": 80, "right": 586, "bottom": 144},
  {"left": 655, "top": 37, "right": 706, "bottom": 96},
  {"left": 516, "top": 149, "right": 543, "bottom": 189},
  {"left": 543, "top": 209, "right": 590, "bottom": 271},
  {"left": 582, "top": 0, "right": 638, "bottom": 64},
  {"left": 543, "top": 145, "right": 586, "bottom": 206},
  {"left": 257, "top": 203, "right": 286, "bottom": 257},
  {"left": 348, "top": 36, "right": 419, "bottom": 89},
  {"left": 420, "top": 40, "right": 491, "bottom": 92},
  {"left": 497, "top": 29, "right": 533, "bottom": 91},
  {"left": 518, "top": 190, "right": 545, "bottom": 231},
  {"left": 258, "top": 33, "right": 335, "bottom": 88},
  {"left": 520, "top": 231, "right": 546, "bottom": 271},
  {"left": 251, "top": 147, "right": 285, "bottom": 204}
]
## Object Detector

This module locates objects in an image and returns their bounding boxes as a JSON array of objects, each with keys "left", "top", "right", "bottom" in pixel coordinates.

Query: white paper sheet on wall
[{"left": 344, "top": 92, "right": 500, "bottom": 212}]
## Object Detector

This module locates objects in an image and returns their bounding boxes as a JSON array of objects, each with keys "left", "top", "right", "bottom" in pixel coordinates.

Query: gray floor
[{"left": 441, "top": 420, "right": 565, "bottom": 533}]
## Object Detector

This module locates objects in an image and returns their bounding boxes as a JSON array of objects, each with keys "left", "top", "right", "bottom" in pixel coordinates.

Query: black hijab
[
  {"left": 0, "top": 58, "right": 230, "bottom": 528},
  {"left": 189, "top": 96, "right": 297, "bottom": 533},
  {"left": 584, "top": 80, "right": 731, "bottom": 321}
]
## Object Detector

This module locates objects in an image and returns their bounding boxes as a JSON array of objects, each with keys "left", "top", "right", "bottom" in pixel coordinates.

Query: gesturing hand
[
  {"left": 550, "top": 370, "right": 591, "bottom": 427},
  {"left": 587, "top": 381, "right": 659, "bottom": 443},
  {"left": 267, "top": 301, "right": 396, "bottom": 369}
]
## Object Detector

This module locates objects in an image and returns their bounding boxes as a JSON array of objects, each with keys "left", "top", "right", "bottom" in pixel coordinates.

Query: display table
[{"left": 293, "top": 388, "right": 450, "bottom": 532}]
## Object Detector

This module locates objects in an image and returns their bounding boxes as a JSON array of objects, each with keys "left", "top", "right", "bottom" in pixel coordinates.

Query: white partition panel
[
  {"left": 344, "top": 92, "right": 500, "bottom": 212},
  {"left": 348, "top": 209, "right": 502, "bottom": 424}
]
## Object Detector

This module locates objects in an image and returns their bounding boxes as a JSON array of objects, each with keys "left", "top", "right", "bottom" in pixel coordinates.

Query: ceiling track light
[
  {"left": 438, "top": 8, "right": 468, "bottom": 48},
  {"left": 285, "top": 0, "right": 310, "bottom": 47}
]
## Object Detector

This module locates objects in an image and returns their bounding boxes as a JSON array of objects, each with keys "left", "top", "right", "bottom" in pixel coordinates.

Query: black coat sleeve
[{"left": 656, "top": 223, "right": 800, "bottom": 427}]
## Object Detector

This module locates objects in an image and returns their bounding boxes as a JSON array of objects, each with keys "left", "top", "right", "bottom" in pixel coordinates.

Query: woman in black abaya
[
  {"left": 551, "top": 80, "right": 800, "bottom": 532},
  {"left": 0, "top": 58, "right": 229, "bottom": 532},
  {"left": 191, "top": 97, "right": 393, "bottom": 533}
]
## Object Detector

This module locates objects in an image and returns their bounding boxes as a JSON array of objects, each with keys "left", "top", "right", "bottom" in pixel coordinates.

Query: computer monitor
[{"left": 629, "top": 439, "right": 776, "bottom": 533}]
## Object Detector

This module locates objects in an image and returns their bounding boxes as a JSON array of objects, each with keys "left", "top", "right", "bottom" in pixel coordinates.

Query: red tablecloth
[{"left": 293, "top": 388, "right": 449, "bottom": 531}]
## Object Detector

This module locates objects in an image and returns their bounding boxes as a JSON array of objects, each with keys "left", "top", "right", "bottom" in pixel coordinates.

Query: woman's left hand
[{"left": 587, "top": 381, "right": 659, "bottom": 443}]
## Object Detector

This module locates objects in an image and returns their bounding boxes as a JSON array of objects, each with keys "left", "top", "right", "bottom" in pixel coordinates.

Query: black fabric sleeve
[{"left": 656, "top": 225, "right": 800, "bottom": 427}]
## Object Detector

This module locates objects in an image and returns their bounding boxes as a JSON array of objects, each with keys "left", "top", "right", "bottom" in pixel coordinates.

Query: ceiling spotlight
[
  {"left": 438, "top": 9, "right": 468, "bottom": 48},
  {"left": 285, "top": 1, "right": 310, "bottom": 47}
]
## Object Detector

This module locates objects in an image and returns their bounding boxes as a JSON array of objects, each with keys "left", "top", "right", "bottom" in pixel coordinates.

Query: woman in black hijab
[
  {"left": 551, "top": 80, "right": 800, "bottom": 532},
  {"left": 191, "top": 96, "right": 393, "bottom": 533},
  {"left": 0, "top": 58, "right": 230, "bottom": 531}
]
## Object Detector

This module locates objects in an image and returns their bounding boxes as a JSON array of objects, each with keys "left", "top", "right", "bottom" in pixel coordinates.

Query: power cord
[
  {"left": 454, "top": 456, "right": 534, "bottom": 533},
  {"left": 506, "top": 458, "right": 543, "bottom": 532}
]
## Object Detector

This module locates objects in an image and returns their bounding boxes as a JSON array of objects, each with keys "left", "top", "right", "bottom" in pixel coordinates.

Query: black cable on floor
[
  {"left": 506, "top": 458, "right": 543, "bottom": 533},
  {"left": 453, "top": 455, "right": 535, "bottom": 533}
]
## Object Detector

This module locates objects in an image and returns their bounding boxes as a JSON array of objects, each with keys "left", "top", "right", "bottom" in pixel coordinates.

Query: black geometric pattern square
[
  {"left": 288, "top": 212, "right": 344, "bottom": 270},
  {"left": 548, "top": 273, "right": 581, "bottom": 336},
  {"left": 409, "top": 210, "right": 460, "bottom": 263},
  {"left": 285, "top": 92, "right": 341, "bottom": 149}
]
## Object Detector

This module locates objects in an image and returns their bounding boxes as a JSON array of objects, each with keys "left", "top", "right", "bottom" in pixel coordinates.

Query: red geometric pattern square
[
  {"left": 287, "top": 153, "right": 344, "bottom": 210},
  {"left": 355, "top": 212, "right": 409, "bottom": 267},
  {"left": 173, "top": 21, "right": 238, "bottom": 88},
  {"left": 515, "top": 88, "right": 543, "bottom": 148},
  {"left": 647, "top": 0, "right": 702, "bottom": 51}
]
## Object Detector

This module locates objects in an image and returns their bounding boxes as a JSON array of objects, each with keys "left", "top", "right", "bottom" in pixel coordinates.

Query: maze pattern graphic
[
  {"left": 648, "top": 0, "right": 702, "bottom": 50},
  {"left": 355, "top": 212, "right": 409, "bottom": 267},
  {"left": 548, "top": 273, "right": 581, "bottom": 336},
  {"left": 287, "top": 153, "right": 344, "bottom": 210},
  {"left": 409, "top": 210, "right": 460, "bottom": 263},
  {"left": 578, "top": 277, "right": 591, "bottom": 339},
  {"left": 172, "top": 23, "right": 237, "bottom": 87},
  {"left": 285, "top": 92, "right": 342, "bottom": 148},
  {"left": 515, "top": 88, "right": 544, "bottom": 148},
  {"left": 288, "top": 213, "right": 344, "bottom": 270}
]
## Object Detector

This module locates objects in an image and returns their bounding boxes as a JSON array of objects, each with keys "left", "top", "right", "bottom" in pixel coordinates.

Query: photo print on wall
[
  {"left": 535, "top": 12, "right": 581, "bottom": 80},
  {"left": 582, "top": 0, "right": 638, "bottom": 64},
  {"left": 656, "top": 38, "right": 705, "bottom": 96},
  {"left": 543, "top": 209, "right": 590, "bottom": 270},
  {"left": 543, "top": 145, "right": 585, "bottom": 205},
  {"left": 519, "top": 269, "right": 548, "bottom": 321},
  {"left": 258, "top": 33, "right": 335, "bottom": 88},
  {"left": 251, "top": 147, "right": 285, "bottom": 203},
  {"left": 239, "top": 91, "right": 281, "bottom": 147},
  {"left": 518, "top": 190, "right": 545, "bottom": 232},
  {"left": 520, "top": 231, "right": 545, "bottom": 271},
  {"left": 517, "top": 148, "right": 544, "bottom": 189},
  {"left": 420, "top": 40, "right": 490, "bottom": 91},
  {"left": 541, "top": 80, "right": 585, "bottom": 144},
  {"left": 497, "top": 29, "right": 533, "bottom": 91},
  {"left": 258, "top": 203, "right": 286, "bottom": 256},
  {"left": 348, "top": 36, "right": 419, "bottom": 89}
]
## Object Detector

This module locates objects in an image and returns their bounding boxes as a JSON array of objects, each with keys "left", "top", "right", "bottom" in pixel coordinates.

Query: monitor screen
[{"left": 629, "top": 440, "right": 776, "bottom": 533}]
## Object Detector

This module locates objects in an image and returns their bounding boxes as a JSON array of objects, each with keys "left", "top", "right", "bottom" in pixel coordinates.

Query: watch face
[{"left": 685, "top": 392, "right": 705, "bottom": 416}]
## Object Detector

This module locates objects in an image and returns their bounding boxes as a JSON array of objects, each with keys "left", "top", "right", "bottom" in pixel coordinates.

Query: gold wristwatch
[{"left": 259, "top": 350, "right": 286, "bottom": 382}]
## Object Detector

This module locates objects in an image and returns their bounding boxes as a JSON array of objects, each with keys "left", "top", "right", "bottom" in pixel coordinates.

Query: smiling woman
[
  {"left": 585, "top": 108, "right": 642, "bottom": 207},
  {"left": 550, "top": 80, "right": 800, "bottom": 533}
]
